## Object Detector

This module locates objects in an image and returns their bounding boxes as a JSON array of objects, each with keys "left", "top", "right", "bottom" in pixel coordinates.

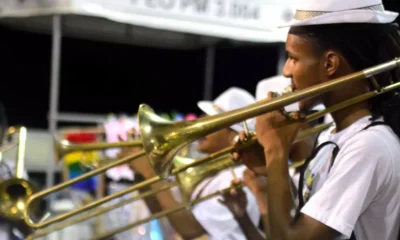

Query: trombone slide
[
  {"left": 90, "top": 184, "right": 243, "bottom": 240},
  {"left": 23, "top": 58, "right": 400, "bottom": 230},
  {"left": 22, "top": 122, "right": 328, "bottom": 229},
  {"left": 25, "top": 184, "right": 175, "bottom": 240},
  {"left": 139, "top": 58, "right": 400, "bottom": 178}
]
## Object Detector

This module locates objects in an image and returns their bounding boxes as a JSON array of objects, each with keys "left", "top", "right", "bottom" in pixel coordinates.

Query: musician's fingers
[
  {"left": 232, "top": 152, "right": 241, "bottom": 162},
  {"left": 243, "top": 167, "right": 256, "bottom": 178},
  {"left": 217, "top": 198, "right": 225, "bottom": 205},
  {"left": 230, "top": 188, "right": 238, "bottom": 196},
  {"left": 232, "top": 179, "right": 242, "bottom": 185},
  {"left": 267, "top": 91, "right": 274, "bottom": 100},
  {"left": 239, "top": 131, "right": 247, "bottom": 142}
]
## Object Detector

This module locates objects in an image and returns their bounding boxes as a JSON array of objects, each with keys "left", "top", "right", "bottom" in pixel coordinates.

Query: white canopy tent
[{"left": 0, "top": 0, "right": 294, "bottom": 189}]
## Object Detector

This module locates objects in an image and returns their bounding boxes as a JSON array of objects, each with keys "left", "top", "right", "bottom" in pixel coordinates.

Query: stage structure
[{"left": 0, "top": 0, "right": 293, "bottom": 193}]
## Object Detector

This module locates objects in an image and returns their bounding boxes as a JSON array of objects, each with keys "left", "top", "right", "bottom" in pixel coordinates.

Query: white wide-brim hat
[
  {"left": 280, "top": 0, "right": 398, "bottom": 28},
  {"left": 255, "top": 75, "right": 325, "bottom": 112},
  {"left": 197, "top": 87, "right": 256, "bottom": 133}
]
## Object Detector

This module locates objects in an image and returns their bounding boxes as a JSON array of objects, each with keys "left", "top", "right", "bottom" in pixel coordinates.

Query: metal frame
[{"left": 45, "top": 15, "right": 217, "bottom": 190}]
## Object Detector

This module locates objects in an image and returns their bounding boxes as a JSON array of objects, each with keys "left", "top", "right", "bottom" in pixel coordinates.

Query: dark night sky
[
  {"left": 0, "top": 25, "right": 279, "bottom": 129},
  {"left": 2, "top": 1, "right": 400, "bottom": 130}
]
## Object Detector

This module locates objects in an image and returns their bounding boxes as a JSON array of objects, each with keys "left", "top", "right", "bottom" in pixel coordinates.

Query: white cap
[
  {"left": 197, "top": 87, "right": 256, "bottom": 133},
  {"left": 255, "top": 75, "right": 325, "bottom": 112},
  {"left": 280, "top": 0, "right": 398, "bottom": 28}
]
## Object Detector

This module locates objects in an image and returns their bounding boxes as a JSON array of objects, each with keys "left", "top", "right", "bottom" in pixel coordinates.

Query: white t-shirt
[
  {"left": 300, "top": 116, "right": 400, "bottom": 240},
  {"left": 191, "top": 165, "right": 261, "bottom": 240}
]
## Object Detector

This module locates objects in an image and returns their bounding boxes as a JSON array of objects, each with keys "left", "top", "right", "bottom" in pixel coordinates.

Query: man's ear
[{"left": 323, "top": 51, "right": 341, "bottom": 77}]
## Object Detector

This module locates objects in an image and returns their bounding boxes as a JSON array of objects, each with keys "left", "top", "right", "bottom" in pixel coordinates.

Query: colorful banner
[{"left": 64, "top": 132, "right": 99, "bottom": 192}]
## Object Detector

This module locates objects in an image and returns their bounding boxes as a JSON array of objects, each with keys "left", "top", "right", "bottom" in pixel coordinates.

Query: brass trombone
[
  {"left": 23, "top": 58, "right": 400, "bottom": 229},
  {"left": 23, "top": 122, "right": 329, "bottom": 229},
  {"left": 25, "top": 143, "right": 319, "bottom": 240},
  {"left": 0, "top": 127, "right": 39, "bottom": 221},
  {"left": 91, "top": 184, "right": 242, "bottom": 240},
  {"left": 54, "top": 138, "right": 142, "bottom": 168},
  {"left": 139, "top": 58, "right": 400, "bottom": 179}
]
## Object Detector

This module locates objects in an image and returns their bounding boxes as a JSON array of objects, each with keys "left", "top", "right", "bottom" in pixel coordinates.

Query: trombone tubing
[
  {"left": 90, "top": 184, "right": 242, "bottom": 240},
  {"left": 25, "top": 148, "right": 310, "bottom": 240},
  {"left": 24, "top": 77, "right": 400, "bottom": 229},
  {"left": 161, "top": 59, "right": 400, "bottom": 141},
  {"left": 90, "top": 77, "right": 400, "bottom": 239},
  {"left": 24, "top": 151, "right": 146, "bottom": 228},
  {"left": 25, "top": 184, "right": 175, "bottom": 240},
  {"left": 59, "top": 140, "right": 142, "bottom": 154},
  {"left": 23, "top": 122, "right": 327, "bottom": 229}
]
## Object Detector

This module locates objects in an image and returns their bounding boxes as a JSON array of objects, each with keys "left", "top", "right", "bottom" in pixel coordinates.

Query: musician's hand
[
  {"left": 243, "top": 168, "right": 268, "bottom": 215},
  {"left": 243, "top": 168, "right": 267, "bottom": 194},
  {"left": 255, "top": 92, "right": 302, "bottom": 168},
  {"left": 117, "top": 138, "right": 155, "bottom": 178},
  {"left": 232, "top": 132, "right": 267, "bottom": 176},
  {"left": 218, "top": 179, "right": 248, "bottom": 219}
]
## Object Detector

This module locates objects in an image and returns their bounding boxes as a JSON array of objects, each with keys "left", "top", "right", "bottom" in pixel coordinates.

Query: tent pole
[
  {"left": 203, "top": 45, "right": 216, "bottom": 100},
  {"left": 46, "top": 15, "right": 62, "bottom": 195}
]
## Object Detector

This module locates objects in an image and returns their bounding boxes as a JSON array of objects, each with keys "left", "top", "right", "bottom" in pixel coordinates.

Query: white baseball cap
[
  {"left": 280, "top": 0, "right": 398, "bottom": 28},
  {"left": 255, "top": 75, "right": 325, "bottom": 112},
  {"left": 197, "top": 87, "right": 256, "bottom": 133}
]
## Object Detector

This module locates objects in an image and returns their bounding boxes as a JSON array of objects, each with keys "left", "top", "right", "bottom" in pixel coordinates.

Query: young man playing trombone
[
  {"left": 220, "top": 76, "right": 328, "bottom": 238},
  {"left": 120, "top": 87, "right": 261, "bottom": 240},
  {"left": 234, "top": 0, "right": 400, "bottom": 239}
]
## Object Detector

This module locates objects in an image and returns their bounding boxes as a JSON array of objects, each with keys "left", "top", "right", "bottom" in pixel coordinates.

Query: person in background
[{"left": 119, "top": 87, "right": 261, "bottom": 240}]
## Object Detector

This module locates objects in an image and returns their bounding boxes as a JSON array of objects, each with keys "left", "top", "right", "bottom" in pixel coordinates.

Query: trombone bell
[
  {"left": 0, "top": 175, "right": 38, "bottom": 221},
  {"left": 139, "top": 104, "right": 213, "bottom": 179}
]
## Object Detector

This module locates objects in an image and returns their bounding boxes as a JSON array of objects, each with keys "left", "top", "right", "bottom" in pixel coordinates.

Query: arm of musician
[
  {"left": 124, "top": 148, "right": 206, "bottom": 239},
  {"left": 235, "top": 214, "right": 266, "bottom": 240},
  {"left": 147, "top": 180, "right": 207, "bottom": 239},
  {"left": 241, "top": 169, "right": 272, "bottom": 238},
  {"left": 134, "top": 164, "right": 206, "bottom": 239},
  {"left": 219, "top": 184, "right": 266, "bottom": 240},
  {"left": 255, "top": 194, "right": 271, "bottom": 238},
  {"left": 138, "top": 185, "right": 164, "bottom": 213}
]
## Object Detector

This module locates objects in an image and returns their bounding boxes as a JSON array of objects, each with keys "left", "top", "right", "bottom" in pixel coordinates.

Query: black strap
[
  {"left": 361, "top": 121, "right": 387, "bottom": 130},
  {"left": 258, "top": 218, "right": 264, "bottom": 232},
  {"left": 297, "top": 141, "right": 339, "bottom": 212},
  {"left": 327, "top": 121, "right": 387, "bottom": 174},
  {"left": 297, "top": 121, "right": 388, "bottom": 239}
]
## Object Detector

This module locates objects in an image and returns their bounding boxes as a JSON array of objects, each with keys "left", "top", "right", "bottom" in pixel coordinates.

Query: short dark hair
[{"left": 290, "top": 23, "right": 400, "bottom": 138}]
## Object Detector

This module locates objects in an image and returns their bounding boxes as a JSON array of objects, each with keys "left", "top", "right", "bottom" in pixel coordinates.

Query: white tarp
[{"left": 0, "top": 0, "right": 295, "bottom": 42}]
